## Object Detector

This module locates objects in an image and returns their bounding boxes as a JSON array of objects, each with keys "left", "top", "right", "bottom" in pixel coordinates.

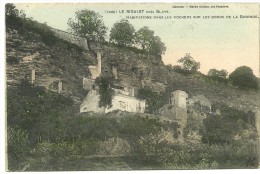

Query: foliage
[
  {"left": 68, "top": 9, "right": 107, "bottom": 42},
  {"left": 7, "top": 81, "right": 258, "bottom": 170},
  {"left": 208, "top": 69, "right": 228, "bottom": 79},
  {"left": 137, "top": 87, "right": 164, "bottom": 113},
  {"left": 229, "top": 66, "right": 258, "bottom": 89},
  {"left": 207, "top": 69, "right": 228, "bottom": 83},
  {"left": 177, "top": 53, "right": 200, "bottom": 73},
  {"left": 149, "top": 35, "right": 166, "bottom": 56},
  {"left": 134, "top": 26, "right": 166, "bottom": 56},
  {"left": 171, "top": 65, "right": 190, "bottom": 75},
  {"left": 7, "top": 127, "right": 30, "bottom": 171},
  {"left": 7, "top": 79, "right": 75, "bottom": 170},
  {"left": 202, "top": 115, "right": 234, "bottom": 144},
  {"left": 110, "top": 19, "right": 135, "bottom": 47},
  {"left": 6, "top": 3, "right": 58, "bottom": 46},
  {"left": 155, "top": 141, "right": 257, "bottom": 169},
  {"left": 94, "top": 75, "right": 115, "bottom": 108},
  {"left": 202, "top": 103, "right": 256, "bottom": 145},
  {"left": 134, "top": 26, "right": 154, "bottom": 50},
  {"left": 7, "top": 79, "right": 74, "bottom": 142},
  {"left": 6, "top": 3, "right": 22, "bottom": 18}
]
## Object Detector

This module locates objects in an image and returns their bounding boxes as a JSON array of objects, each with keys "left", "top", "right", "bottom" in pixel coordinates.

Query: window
[{"left": 119, "top": 101, "right": 126, "bottom": 109}]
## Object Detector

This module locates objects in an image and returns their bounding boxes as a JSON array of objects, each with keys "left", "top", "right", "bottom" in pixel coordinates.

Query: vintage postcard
[{"left": 4, "top": 1, "right": 260, "bottom": 171}]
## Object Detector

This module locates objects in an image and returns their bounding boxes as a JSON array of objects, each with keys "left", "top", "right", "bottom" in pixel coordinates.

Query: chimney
[
  {"left": 112, "top": 66, "right": 118, "bottom": 79},
  {"left": 58, "top": 81, "right": 62, "bottom": 93},
  {"left": 130, "top": 87, "right": 135, "bottom": 97},
  {"left": 97, "top": 52, "right": 102, "bottom": 75},
  {"left": 31, "top": 69, "right": 35, "bottom": 84}
]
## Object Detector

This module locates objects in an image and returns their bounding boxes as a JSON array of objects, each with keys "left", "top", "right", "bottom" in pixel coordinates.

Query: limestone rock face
[
  {"left": 6, "top": 27, "right": 259, "bottom": 114},
  {"left": 6, "top": 28, "right": 92, "bottom": 101},
  {"left": 90, "top": 42, "right": 168, "bottom": 93},
  {"left": 51, "top": 28, "right": 89, "bottom": 50}
]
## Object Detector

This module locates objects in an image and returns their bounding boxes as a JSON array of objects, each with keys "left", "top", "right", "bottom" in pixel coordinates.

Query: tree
[
  {"left": 134, "top": 26, "right": 154, "bottom": 50},
  {"left": 208, "top": 69, "right": 228, "bottom": 83},
  {"left": 6, "top": 3, "right": 26, "bottom": 27},
  {"left": 149, "top": 36, "right": 166, "bottom": 56},
  {"left": 137, "top": 87, "right": 163, "bottom": 113},
  {"left": 177, "top": 53, "right": 200, "bottom": 73},
  {"left": 95, "top": 75, "right": 115, "bottom": 108},
  {"left": 208, "top": 69, "right": 228, "bottom": 79},
  {"left": 229, "top": 66, "right": 258, "bottom": 89},
  {"left": 134, "top": 26, "right": 166, "bottom": 55},
  {"left": 67, "top": 9, "right": 107, "bottom": 42},
  {"left": 109, "top": 19, "right": 135, "bottom": 47},
  {"left": 5, "top": 3, "right": 19, "bottom": 17}
]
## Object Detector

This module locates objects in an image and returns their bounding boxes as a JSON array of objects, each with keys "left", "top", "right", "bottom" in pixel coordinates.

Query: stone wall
[
  {"left": 171, "top": 90, "right": 188, "bottom": 109},
  {"left": 51, "top": 28, "right": 89, "bottom": 50},
  {"left": 105, "top": 94, "right": 146, "bottom": 113}
]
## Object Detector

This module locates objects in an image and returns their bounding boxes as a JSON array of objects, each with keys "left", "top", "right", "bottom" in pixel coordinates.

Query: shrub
[
  {"left": 229, "top": 66, "right": 258, "bottom": 89},
  {"left": 137, "top": 87, "right": 164, "bottom": 113},
  {"left": 95, "top": 75, "right": 115, "bottom": 108}
]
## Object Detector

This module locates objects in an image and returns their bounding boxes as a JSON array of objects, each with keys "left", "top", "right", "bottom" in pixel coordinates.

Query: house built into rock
[
  {"left": 158, "top": 90, "right": 213, "bottom": 139},
  {"left": 80, "top": 51, "right": 146, "bottom": 114}
]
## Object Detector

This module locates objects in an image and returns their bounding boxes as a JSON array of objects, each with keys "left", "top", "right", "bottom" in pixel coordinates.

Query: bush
[
  {"left": 155, "top": 141, "right": 257, "bottom": 169},
  {"left": 137, "top": 87, "right": 164, "bottom": 113},
  {"left": 95, "top": 75, "right": 115, "bottom": 108},
  {"left": 207, "top": 69, "right": 228, "bottom": 84},
  {"left": 202, "top": 103, "right": 256, "bottom": 145},
  {"left": 6, "top": 4, "right": 58, "bottom": 46},
  {"left": 177, "top": 53, "right": 200, "bottom": 73},
  {"left": 6, "top": 56, "right": 20, "bottom": 64},
  {"left": 229, "top": 66, "right": 258, "bottom": 89}
]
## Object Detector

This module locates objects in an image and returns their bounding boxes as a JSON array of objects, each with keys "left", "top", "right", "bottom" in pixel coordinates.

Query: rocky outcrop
[
  {"left": 6, "top": 28, "right": 93, "bottom": 101},
  {"left": 6, "top": 26, "right": 259, "bottom": 114},
  {"left": 51, "top": 28, "right": 89, "bottom": 51},
  {"left": 90, "top": 43, "right": 168, "bottom": 92}
]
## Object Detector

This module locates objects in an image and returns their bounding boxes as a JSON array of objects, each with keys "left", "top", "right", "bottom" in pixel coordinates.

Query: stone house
[
  {"left": 80, "top": 51, "right": 146, "bottom": 114},
  {"left": 105, "top": 93, "right": 146, "bottom": 113}
]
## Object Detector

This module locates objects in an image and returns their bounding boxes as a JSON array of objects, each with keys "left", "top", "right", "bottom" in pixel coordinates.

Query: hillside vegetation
[{"left": 7, "top": 80, "right": 258, "bottom": 170}]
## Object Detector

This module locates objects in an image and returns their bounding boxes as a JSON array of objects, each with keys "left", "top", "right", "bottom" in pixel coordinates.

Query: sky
[{"left": 14, "top": 3, "right": 260, "bottom": 77}]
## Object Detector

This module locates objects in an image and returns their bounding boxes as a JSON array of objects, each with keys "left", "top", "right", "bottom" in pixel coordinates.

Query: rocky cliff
[
  {"left": 6, "top": 26, "right": 259, "bottom": 113},
  {"left": 6, "top": 28, "right": 94, "bottom": 102}
]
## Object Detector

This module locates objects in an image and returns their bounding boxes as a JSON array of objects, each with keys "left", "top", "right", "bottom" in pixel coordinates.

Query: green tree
[
  {"left": 5, "top": 3, "right": 26, "bottom": 27},
  {"left": 177, "top": 53, "right": 200, "bottom": 73},
  {"left": 149, "top": 36, "right": 166, "bottom": 56},
  {"left": 137, "top": 87, "right": 163, "bottom": 113},
  {"left": 134, "top": 26, "right": 154, "bottom": 50},
  {"left": 134, "top": 26, "right": 166, "bottom": 55},
  {"left": 7, "top": 127, "right": 30, "bottom": 170},
  {"left": 208, "top": 69, "right": 228, "bottom": 79},
  {"left": 229, "top": 66, "right": 258, "bottom": 89},
  {"left": 109, "top": 19, "right": 135, "bottom": 47},
  {"left": 5, "top": 3, "right": 19, "bottom": 17},
  {"left": 95, "top": 75, "right": 115, "bottom": 108},
  {"left": 208, "top": 69, "right": 228, "bottom": 83},
  {"left": 68, "top": 9, "right": 107, "bottom": 42}
]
